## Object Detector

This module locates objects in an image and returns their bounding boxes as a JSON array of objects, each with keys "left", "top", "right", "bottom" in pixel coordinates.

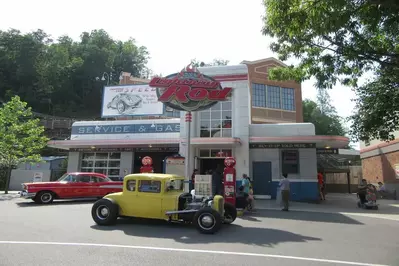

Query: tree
[
  {"left": 261, "top": 0, "right": 399, "bottom": 142},
  {"left": 302, "top": 91, "right": 347, "bottom": 136},
  {"left": 0, "top": 29, "right": 150, "bottom": 118},
  {"left": 190, "top": 58, "right": 229, "bottom": 67},
  {"left": 0, "top": 96, "right": 49, "bottom": 194}
]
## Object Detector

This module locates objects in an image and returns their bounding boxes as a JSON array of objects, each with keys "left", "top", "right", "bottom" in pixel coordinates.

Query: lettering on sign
[
  {"left": 72, "top": 123, "right": 180, "bottom": 135},
  {"left": 149, "top": 64, "right": 232, "bottom": 112},
  {"left": 249, "top": 143, "right": 316, "bottom": 149},
  {"left": 316, "top": 148, "right": 339, "bottom": 154}
]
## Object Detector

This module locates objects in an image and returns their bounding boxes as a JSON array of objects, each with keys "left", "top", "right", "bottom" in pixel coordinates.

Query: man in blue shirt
[{"left": 241, "top": 174, "right": 251, "bottom": 194}]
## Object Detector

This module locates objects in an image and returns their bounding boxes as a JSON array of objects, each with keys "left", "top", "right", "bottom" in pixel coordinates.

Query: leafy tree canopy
[
  {"left": 0, "top": 96, "right": 49, "bottom": 193},
  {"left": 0, "top": 29, "right": 150, "bottom": 118},
  {"left": 190, "top": 58, "right": 229, "bottom": 67},
  {"left": 262, "top": 0, "right": 399, "bottom": 142},
  {"left": 302, "top": 90, "right": 347, "bottom": 136}
]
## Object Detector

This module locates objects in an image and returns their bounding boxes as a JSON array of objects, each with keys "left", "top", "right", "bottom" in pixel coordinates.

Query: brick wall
[
  {"left": 362, "top": 150, "right": 399, "bottom": 184},
  {"left": 244, "top": 58, "right": 303, "bottom": 123}
]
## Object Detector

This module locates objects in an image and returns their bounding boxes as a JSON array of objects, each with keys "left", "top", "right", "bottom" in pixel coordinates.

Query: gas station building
[{"left": 48, "top": 57, "right": 351, "bottom": 201}]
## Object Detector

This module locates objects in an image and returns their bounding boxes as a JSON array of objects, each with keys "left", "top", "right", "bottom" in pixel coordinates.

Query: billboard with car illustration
[{"left": 102, "top": 85, "right": 164, "bottom": 117}]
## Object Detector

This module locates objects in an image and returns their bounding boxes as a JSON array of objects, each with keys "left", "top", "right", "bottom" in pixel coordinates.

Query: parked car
[
  {"left": 106, "top": 93, "right": 142, "bottom": 114},
  {"left": 20, "top": 172, "right": 123, "bottom": 204},
  {"left": 91, "top": 173, "right": 237, "bottom": 234}
]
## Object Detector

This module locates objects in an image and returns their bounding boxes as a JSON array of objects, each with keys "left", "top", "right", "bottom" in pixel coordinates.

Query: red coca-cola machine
[
  {"left": 140, "top": 156, "right": 154, "bottom": 173},
  {"left": 223, "top": 157, "right": 236, "bottom": 206}
]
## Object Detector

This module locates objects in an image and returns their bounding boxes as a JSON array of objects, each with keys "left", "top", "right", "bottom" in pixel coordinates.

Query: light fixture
[
  {"left": 101, "top": 74, "right": 106, "bottom": 81},
  {"left": 90, "top": 146, "right": 96, "bottom": 149},
  {"left": 149, "top": 144, "right": 152, "bottom": 148},
  {"left": 151, "top": 122, "right": 155, "bottom": 128},
  {"left": 325, "top": 146, "right": 331, "bottom": 149}
]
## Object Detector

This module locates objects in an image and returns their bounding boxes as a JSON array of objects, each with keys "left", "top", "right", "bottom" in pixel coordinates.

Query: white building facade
[{"left": 49, "top": 59, "right": 350, "bottom": 201}]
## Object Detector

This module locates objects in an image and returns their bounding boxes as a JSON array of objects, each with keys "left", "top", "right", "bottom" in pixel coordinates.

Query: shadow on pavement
[
  {"left": 250, "top": 209, "right": 363, "bottom": 225},
  {"left": 16, "top": 199, "right": 96, "bottom": 207},
  {"left": 90, "top": 218, "right": 321, "bottom": 247}
]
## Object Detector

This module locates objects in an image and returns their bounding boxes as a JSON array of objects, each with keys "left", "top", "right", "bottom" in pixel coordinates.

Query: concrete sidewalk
[{"left": 254, "top": 193, "right": 399, "bottom": 221}]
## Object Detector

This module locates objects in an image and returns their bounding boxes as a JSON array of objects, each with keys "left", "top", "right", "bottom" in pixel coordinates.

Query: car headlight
[{"left": 207, "top": 200, "right": 213, "bottom": 207}]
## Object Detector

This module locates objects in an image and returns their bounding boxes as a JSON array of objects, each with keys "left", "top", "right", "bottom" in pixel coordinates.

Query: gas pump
[
  {"left": 140, "top": 156, "right": 154, "bottom": 173},
  {"left": 223, "top": 157, "right": 236, "bottom": 206}
]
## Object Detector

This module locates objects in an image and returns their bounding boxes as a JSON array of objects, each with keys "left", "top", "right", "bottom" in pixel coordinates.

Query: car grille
[{"left": 212, "top": 195, "right": 224, "bottom": 216}]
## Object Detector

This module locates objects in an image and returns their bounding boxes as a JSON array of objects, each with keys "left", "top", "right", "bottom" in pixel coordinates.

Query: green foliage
[
  {"left": 190, "top": 58, "right": 229, "bottom": 67},
  {"left": 0, "top": 29, "right": 150, "bottom": 118},
  {"left": 302, "top": 91, "right": 347, "bottom": 136},
  {"left": 0, "top": 96, "right": 49, "bottom": 167},
  {"left": 262, "top": 0, "right": 399, "bottom": 141}
]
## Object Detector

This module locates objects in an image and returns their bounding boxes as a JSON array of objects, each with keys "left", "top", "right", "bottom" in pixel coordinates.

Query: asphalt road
[{"left": 0, "top": 197, "right": 398, "bottom": 266}]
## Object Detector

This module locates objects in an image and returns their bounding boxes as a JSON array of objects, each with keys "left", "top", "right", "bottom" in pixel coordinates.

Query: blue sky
[{"left": 1, "top": 0, "right": 359, "bottom": 147}]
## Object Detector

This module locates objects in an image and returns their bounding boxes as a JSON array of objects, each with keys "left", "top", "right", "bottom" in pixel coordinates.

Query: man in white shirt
[{"left": 279, "top": 173, "right": 290, "bottom": 211}]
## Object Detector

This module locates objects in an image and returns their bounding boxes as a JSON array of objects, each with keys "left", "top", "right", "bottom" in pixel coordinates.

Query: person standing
[
  {"left": 241, "top": 174, "right": 251, "bottom": 194},
  {"left": 212, "top": 165, "right": 223, "bottom": 196},
  {"left": 279, "top": 173, "right": 290, "bottom": 211},
  {"left": 190, "top": 169, "right": 198, "bottom": 192},
  {"left": 318, "top": 172, "right": 325, "bottom": 200}
]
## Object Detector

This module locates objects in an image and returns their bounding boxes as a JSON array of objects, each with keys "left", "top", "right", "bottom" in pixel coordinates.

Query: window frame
[
  {"left": 80, "top": 152, "right": 121, "bottom": 179},
  {"left": 251, "top": 83, "right": 296, "bottom": 111},
  {"left": 199, "top": 98, "right": 232, "bottom": 138},
  {"left": 126, "top": 180, "right": 137, "bottom": 192},
  {"left": 281, "top": 150, "right": 300, "bottom": 174},
  {"left": 138, "top": 180, "right": 162, "bottom": 193}
]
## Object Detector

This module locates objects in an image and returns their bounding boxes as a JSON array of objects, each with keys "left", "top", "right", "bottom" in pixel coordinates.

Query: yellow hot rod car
[{"left": 91, "top": 173, "right": 237, "bottom": 234}]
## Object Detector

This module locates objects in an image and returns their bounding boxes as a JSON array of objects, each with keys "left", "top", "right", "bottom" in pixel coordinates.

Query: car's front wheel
[
  {"left": 193, "top": 207, "right": 222, "bottom": 234},
  {"left": 34, "top": 191, "right": 55, "bottom": 204},
  {"left": 92, "top": 199, "right": 119, "bottom": 226},
  {"left": 223, "top": 202, "right": 237, "bottom": 224}
]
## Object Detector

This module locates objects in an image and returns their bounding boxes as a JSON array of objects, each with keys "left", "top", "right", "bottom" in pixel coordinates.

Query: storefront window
[
  {"left": 199, "top": 99, "right": 232, "bottom": 138},
  {"left": 80, "top": 152, "right": 121, "bottom": 180},
  {"left": 281, "top": 150, "right": 299, "bottom": 174}
]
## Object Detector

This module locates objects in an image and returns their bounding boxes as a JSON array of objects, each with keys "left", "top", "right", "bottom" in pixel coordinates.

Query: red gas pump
[
  {"left": 140, "top": 156, "right": 154, "bottom": 173},
  {"left": 223, "top": 157, "right": 236, "bottom": 206}
]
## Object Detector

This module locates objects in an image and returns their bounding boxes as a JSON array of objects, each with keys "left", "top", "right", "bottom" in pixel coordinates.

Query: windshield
[
  {"left": 166, "top": 179, "right": 184, "bottom": 191},
  {"left": 57, "top": 173, "right": 70, "bottom": 182}
]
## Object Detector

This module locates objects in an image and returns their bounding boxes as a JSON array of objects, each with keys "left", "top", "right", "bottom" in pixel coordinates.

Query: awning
[
  {"left": 48, "top": 138, "right": 179, "bottom": 150},
  {"left": 181, "top": 137, "right": 241, "bottom": 148},
  {"left": 250, "top": 135, "right": 349, "bottom": 148}
]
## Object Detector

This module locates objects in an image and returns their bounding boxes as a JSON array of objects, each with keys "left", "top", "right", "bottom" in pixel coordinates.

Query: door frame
[{"left": 252, "top": 161, "right": 272, "bottom": 200}]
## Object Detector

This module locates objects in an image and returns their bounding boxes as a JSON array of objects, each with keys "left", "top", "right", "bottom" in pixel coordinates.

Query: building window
[
  {"left": 199, "top": 99, "right": 232, "bottom": 138},
  {"left": 281, "top": 88, "right": 295, "bottom": 111},
  {"left": 251, "top": 83, "right": 295, "bottom": 111},
  {"left": 281, "top": 150, "right": 299, "bottom": 174},
  {"left": 267, "top": 85, "right": 281, "bottom": 109},
  {"left": 164, "top": 106, "right": 180, "bottom": 117},
  {"left": 80, "top": 152, "right": 121, "bottom": 180},
  {"left": 252, "top": 83, "right": 267, "bottom": 107},
  {"left": 199, "top": 149, "right": 232, "bottom": 158}
]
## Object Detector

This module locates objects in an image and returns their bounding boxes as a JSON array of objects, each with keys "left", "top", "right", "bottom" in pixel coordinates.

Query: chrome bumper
[{"left": 19, "top": 191, "right": 36, "bottom": 199}]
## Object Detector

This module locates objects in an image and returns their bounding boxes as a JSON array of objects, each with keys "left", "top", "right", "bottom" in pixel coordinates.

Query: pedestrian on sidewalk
[
  {"left": 279, "top": 173, "right": 290, "bottom": 211},
  {"left": 318, "top": 172, "right": 325, "bottom": 200}
]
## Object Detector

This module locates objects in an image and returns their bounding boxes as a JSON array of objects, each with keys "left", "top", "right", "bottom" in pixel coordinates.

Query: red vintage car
[{"left": 19, "top": 172, "right": 123, "bottom": 204}]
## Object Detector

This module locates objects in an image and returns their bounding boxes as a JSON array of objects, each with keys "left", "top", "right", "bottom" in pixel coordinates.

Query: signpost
[{"left": 149, "top": 64, "right": 232, "bottom": 192}]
